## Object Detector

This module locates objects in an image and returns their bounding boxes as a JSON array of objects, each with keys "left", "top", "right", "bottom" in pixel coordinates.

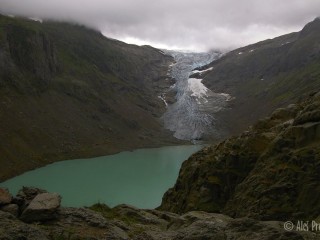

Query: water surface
[{"left": 0, "top": 145, "right": 201, "bottom": 209}]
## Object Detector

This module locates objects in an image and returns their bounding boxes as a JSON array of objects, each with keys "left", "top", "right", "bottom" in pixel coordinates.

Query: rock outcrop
[
  {"left": 0, "top": 187, "right": 61, "bottom": 223},
  {"left": 160, "top": 91, "right": 320, "bottom": 222}
]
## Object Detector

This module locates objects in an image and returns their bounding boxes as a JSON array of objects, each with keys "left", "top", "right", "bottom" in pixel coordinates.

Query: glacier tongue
[{"left": 162, "top": 50, "right": 229, "bottom": 141}]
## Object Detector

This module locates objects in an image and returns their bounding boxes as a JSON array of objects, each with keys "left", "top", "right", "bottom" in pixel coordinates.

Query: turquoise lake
[{"left": 0, "top": 145, "right": 202, "bottom": 209}]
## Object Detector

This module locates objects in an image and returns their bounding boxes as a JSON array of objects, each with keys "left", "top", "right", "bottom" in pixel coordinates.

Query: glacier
[{"left": 161, "top": 50, "right": 231, "bottom": 141}]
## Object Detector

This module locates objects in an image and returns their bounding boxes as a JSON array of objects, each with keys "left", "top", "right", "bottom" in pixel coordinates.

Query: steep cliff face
[
  {"left": 0, "top": 15, "right": 179, "bottom": 181},
  {"left": 1, "top": 23, "right": 57, "bottom": 90},
  {"left": 160, "top": 91, "right": 320, "bottom": 221},
  {"left": 202, "top": 18, "right": 320, "bottom": 136}
]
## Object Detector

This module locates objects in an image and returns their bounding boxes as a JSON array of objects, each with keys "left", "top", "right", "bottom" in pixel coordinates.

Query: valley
[{"left": 0, "top": 12, "right": 320, "bottom": 240}]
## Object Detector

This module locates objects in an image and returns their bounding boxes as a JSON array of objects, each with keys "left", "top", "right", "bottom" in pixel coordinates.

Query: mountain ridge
[{"left": 201, "top": 17, "right": 320, "bottom": 137}]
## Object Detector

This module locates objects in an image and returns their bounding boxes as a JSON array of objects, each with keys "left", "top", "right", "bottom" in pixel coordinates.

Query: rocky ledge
[
  {"left": 160, "top": 91, "right": 320, "bottom": 224},
  {"left": 0, "top": 187, "right": 317, "bottom": 239}
]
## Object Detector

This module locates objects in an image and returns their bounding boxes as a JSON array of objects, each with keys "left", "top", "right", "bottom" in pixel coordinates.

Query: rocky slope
[
  {"left": 0, "top": 187, "right": 317, "bottom": 240},
  {"left": 201, "top": 17, "right": 320, "bottom": 137},
  {"left": 0, "top": 15, "right": 180, "bottom": 181},
  {"left": 160, "top": 91, "right": 320, "bottom": 224}
]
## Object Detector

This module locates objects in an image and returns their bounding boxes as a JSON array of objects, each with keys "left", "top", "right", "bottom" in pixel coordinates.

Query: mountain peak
[{"left": 300, "top": 17, "right": 320, "bottom": 37}]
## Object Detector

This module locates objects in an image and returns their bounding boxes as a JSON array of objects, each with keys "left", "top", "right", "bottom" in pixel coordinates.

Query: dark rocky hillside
[
  {"left": 160, "top": 91, "right": 320, "bottom": 223},
  {"left": 202, "top": 17, "right": 320, "bottom": 136},
  {"left": 0, "top": 15, "right": 179, "bottom": 181}
]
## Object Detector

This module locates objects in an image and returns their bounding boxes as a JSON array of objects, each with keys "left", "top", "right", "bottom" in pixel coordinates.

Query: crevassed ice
[{"left": 161, "top": 50, "right": 230, "bottom": 140}]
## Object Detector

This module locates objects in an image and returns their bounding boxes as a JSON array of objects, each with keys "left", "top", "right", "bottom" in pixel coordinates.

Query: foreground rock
[
  {"left": 0, "top": 186, "right": 316, "bottom": 239},
  {"left": 0, "top": 203, "right": 317, "bottom": 239},
  {"left": 16, "top": 186, "right": 48, "bottom": 211},
  {"left": 0, "top": 188, "right": 12, "bottom": 205},
  {"left": 20, "top": 193, "right": 61, "bottom": 222},
  {"left": 1, "top": 204, "right": 19, "bottom": 217},
  {"left": 0, "top": 211, "right": 49, "bottom": 240}
]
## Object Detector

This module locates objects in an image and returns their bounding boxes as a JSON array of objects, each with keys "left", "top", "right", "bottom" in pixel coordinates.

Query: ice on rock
[{"left": 188, "top": 78, "right": 208, "bottom": 100}]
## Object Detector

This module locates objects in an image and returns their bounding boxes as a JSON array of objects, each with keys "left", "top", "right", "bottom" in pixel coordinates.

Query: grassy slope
[{"left": 0, "top": 15, "right": 179, "bottom": 181}]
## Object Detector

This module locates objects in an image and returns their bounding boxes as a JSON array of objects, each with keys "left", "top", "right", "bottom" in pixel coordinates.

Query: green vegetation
[{"left": 90, "top": 203, "right": 138, "bottom": 225}]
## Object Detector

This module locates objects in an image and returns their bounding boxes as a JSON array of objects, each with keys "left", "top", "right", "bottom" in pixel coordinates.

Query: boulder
[
  {"left": 20, "top": 192, "right": 61, "bottom": 222},
  {"left": 16, "top": 186, "right": 47, "bottom": 211},
  {"left": 1, "top": 204, "right": 19, "bottom": 217},
  {"left": 0, "top": 188, "right": 12, "bottom": 205}
]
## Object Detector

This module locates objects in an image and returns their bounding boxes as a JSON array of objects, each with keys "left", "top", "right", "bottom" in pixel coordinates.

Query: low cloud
[{"left": 1, "top": 0, "right": 319, "bottom": 51}]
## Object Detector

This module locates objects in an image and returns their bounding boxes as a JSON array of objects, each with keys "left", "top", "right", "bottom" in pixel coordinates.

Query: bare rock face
[
  {"left": 0, "top": 188, "right": 12, "bottom": 205},
  {"left": 20, "top": 193, "right": 61, "bottom": 223}
]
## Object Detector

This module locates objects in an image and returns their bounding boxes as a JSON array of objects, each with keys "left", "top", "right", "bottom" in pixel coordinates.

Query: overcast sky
[{"left": 1, "top": 0, "right": 319, "bottom": 51}]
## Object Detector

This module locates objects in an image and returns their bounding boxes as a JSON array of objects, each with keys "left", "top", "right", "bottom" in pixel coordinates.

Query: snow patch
[
  {"left": 249, "top": 49, "right": 255, "bottom": 53},
  {"left": 238, "top": 52, "right": 243, "bottom": 55},
  {"left": 281, "top": 41, "right": 291, "bottom": 46},
  {"left": 29, "top": 17, "right": 43, "bottom": 23},
  {"left": 192, "top": 67, "right": 213, "bottom": 74},
  {"left": 158, "top": 95, "right": 168, "bottom": 107},
  {"left": 188, "top": 78, "right": 208, "bottom": 101}
]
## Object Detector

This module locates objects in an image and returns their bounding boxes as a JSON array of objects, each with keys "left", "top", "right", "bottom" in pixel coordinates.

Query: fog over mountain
[{"left": 0, "top": 0, "right": 319, "bottom": 51}]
